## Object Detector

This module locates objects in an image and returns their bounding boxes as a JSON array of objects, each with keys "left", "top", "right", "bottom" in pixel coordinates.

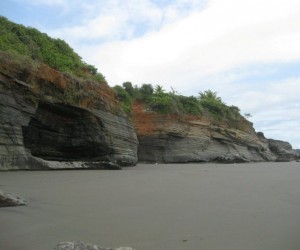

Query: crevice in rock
[{"left": 22, "top": 102, "right": 113, "bottom": 161}]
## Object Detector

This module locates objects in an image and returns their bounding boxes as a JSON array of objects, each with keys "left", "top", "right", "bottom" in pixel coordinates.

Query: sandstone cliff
[
  {"left": 0, "top": 51, "right": 296, "bottom": 169},
  {"left": 133, "top": 102, "right": 297, "bottom": 163},
  {"left": 0, "top": 52, "right": 138, "bottom": 170}
]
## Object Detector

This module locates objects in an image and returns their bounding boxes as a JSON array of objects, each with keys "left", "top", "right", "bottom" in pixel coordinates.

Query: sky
[{"left": 1, "top": 0, "right": 300, "bottom": 148}]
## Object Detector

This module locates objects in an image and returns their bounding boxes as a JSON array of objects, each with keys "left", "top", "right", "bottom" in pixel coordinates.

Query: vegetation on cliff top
[
  {"left": 0, "top": 16, "right": 105, "bottom": 82},
  {"left": 113, "top": 82, "right": 243, "bottom": 123}
]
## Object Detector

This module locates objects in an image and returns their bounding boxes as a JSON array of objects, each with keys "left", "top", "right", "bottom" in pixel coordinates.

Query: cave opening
[{"left": 22, "top": 102, "right": 111, "bottom": 161}]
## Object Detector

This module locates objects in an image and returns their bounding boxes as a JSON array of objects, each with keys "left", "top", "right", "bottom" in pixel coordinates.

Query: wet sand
[{"left": 1, "top": 162, "right": 300, "bottom": 250}]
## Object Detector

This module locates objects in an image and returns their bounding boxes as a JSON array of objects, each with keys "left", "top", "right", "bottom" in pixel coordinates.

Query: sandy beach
[{"left": 1, "top": 162, "right": 300, "bottom": 250}]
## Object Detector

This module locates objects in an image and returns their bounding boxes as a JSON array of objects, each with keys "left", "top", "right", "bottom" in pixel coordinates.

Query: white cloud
[
  {"left": 227, "top": 77, "right": 300, "bottom": 148},
  {"left": 49, "top": 0, "right": 207, "bottom": 43},
  {"left": 16, "top": 0, "right": 66, "bottom": 6},
  {"left": 49, "top": 0, "right": 163, "bottom": 43},
  {"left": 234, "top": 77, "right": 300, "bottom": 113},
  {"left": 55, "top": 15, "right": 128, "bottom": 41},
  {"left": 67, "top": 0, "right": 300, "bottom": 90}
]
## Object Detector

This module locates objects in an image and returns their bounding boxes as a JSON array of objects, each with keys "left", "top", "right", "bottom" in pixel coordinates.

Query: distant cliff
[
  {"left": 0, "top": 51, "right": 138, "bottom": 170},
  {"left": 132, "top": 102, "right": 297, "bottom": 163}
]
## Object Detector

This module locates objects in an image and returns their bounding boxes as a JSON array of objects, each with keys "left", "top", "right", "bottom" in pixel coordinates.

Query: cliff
[
  {"left": 0, "top": 51, "right": 138, "bottom": 170},
  {"left": 133, "top": 102, "right": 297, "bottom": 163},
  {"left": 0, "top": 51, "right": 297, "bottom": 170},
  {"left": 266, "top": 138, "right": 299, "bottom": 162},
  {"left": 0, "top": 17, "right": 298, "bottom": 169}
]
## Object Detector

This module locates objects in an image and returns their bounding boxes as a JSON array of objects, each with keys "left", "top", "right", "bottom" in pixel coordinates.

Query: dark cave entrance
[{"left": 22, "top": 102, "right": 111, "bottom": 161}]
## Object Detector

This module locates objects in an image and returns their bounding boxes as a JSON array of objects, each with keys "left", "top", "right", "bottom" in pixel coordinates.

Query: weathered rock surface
[
  {"left": 0, "top": 190, "right": 27, "bottom": 207},
  {"left": 133, "top": 103, "right": 297, "bottom": 163},
  {"left": 268, "top": 138, "right": 299, "bottom": 162},
  {"left": 0, "top": 51, "right": 138, "bottom": 170},
  {"left": 22, "top": 102, "right": 137, "bottom": 167},
  {"left": 54, "top": 241, "right": 135, "bottom": 250}
]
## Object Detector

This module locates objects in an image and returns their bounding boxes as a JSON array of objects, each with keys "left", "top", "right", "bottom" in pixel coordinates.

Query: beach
[{"left": 1, "top": 162, "right": 300, "bottom": 250}]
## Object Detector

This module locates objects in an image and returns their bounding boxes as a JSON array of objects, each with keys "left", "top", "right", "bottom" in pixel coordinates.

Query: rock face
[
  {"left": 0, "top": 52, "right": 138, "bottom": 170},
  {"left": 22, "top": 103, "right": 137, "bottom": 166},
  {"left": 267, "top": 139, "right": 298, "bottom": 162},
  {"left": 133, "top": 103, "right": 297, "bottom": 163},
  {"left": 55, "top": 242, "right": 135, "bottom": 250},
  {"left": 0, "top": 190, "right": 27, "bottom": 207}
]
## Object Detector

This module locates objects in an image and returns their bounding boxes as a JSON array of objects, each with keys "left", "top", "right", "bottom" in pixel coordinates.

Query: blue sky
[{"left": 1, "top": 0, "right": 300, "bottom": 148}]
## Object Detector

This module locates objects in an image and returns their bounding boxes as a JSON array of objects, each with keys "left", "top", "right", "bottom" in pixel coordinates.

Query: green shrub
[
  {"left": 137, "top": 84, "right": 154, "bottom": 100},
  {"left": 122, "top": 81, "right": 135, "bottom": 97},
  {"left": 113, "top": 83, "right": 243, "bottom": 121},
  {"left": 0, "top": 16, "right": 106, "bottom": 82},
  {"left": 113, "top": 85, "right": 133, "bottom": 114},
  {"left": 149, "top": 92, "right": 173, "bottom": 114},
  {"left": 177, "top": 95, "right": 203, "bottom": 115}
]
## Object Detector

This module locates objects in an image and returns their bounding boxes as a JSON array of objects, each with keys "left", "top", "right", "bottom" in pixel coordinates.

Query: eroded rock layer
[
  {"left": 0, "top": 52, "right": 138, "bottom": 170},
  {"left": 267, "top": 139, "right": 298, "bottom": 162},
  {"left": 133, "top": 103, "right": 297, "bottom": 163}
]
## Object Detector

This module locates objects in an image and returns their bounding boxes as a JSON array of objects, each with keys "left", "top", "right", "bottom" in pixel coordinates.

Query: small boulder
[
  {"left": 54, "top": 241, "right": 134, "bottom": 250},
  {"left": 0, "top": 190, "right": 27, "bottom": 207}
]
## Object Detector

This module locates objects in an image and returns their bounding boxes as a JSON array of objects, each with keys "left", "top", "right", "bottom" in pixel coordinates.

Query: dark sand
[{"left": 1, "top": 162, "right": 300, "bottom": 250}]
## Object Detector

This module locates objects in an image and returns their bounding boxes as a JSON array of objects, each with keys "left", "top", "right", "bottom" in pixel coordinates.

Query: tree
[
  {"left": 198, "top": 90, "right": 222, "bottom": 103},
  {"left": 122, "top": 81, "right": 135, "bottom": 97},
  {"left": 198, "top": 90, "right": 224, "bottom": 117},
  {"left": 139, "top": 84, "right": 154, "bottom": 99},
  {"left": 154, "top": 84, "right": 165, "bottom": 95}
]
